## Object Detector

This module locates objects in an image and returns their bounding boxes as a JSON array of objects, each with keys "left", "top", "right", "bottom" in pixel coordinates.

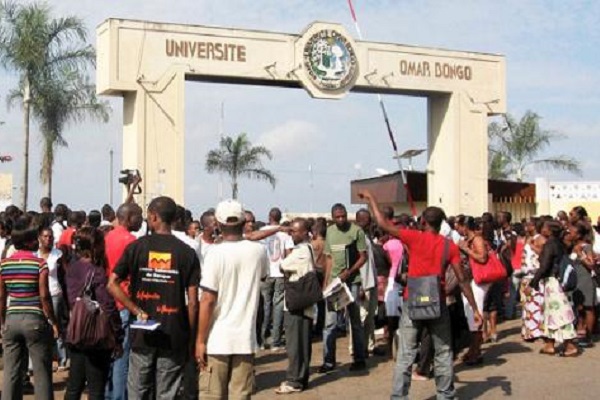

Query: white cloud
[{"left": 257, "top": 120, "right": 320, "bottom": 157}]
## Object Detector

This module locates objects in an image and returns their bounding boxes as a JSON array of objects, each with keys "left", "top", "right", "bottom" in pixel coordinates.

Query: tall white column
[{"left": 427, "top": 92, "right": 489, "bottom": 215}]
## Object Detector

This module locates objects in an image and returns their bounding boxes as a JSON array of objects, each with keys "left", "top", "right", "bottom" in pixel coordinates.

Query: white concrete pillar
[
  {"left": 122, "top": 69, "right": 185, "bottom": 207},
  {"left": 427, "top": 92, "right": 489, "bottom": 215},
  {"left": 535, "top": 177, "right": 550, "bottom": 216}
]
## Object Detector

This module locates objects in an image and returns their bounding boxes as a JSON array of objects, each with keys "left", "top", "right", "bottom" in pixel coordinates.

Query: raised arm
[
  {"left": 459, "top": 236, "right": 488, "bottom": 264},
  {"left": 124, "top": 175, "right": 142, "bottom": 204},
  {"left": 358, "top": 190, "right": 400, "bottom": 238},
  {"left": 245, "top": 226, "right": 284, "bottom": 241}
]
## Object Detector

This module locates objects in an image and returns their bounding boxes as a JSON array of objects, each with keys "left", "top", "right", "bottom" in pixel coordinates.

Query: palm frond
[
  {"left": 240, "top": 167, "right": 276, "bottom": 188},
  {"left": 527, "top": 157, "right": 582, "bottom": 175},
  {"left": 488, "top": 110, "right": 578, "bottom": 181}
]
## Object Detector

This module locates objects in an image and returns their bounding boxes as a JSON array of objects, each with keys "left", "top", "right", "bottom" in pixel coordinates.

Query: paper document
[
  {"left": 131, "top": 320, "right": 161, "bottom": 331},
  {"left": 323, "top": 278, "right": 355, "bottom": 309}
]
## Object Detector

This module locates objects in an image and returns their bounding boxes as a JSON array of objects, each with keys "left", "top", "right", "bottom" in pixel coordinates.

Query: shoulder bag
[
  {"left": 66, "top": 271, "right": 116, "bottom": 350},
  {"left": 284, "top": 245, "right": 324, "bottom": 313},
  {"left": 406, "top": 238, "right": 448, "bottom": 321},
  {"left": 470, "top": 247, "right": 508, "bottom": 285}
]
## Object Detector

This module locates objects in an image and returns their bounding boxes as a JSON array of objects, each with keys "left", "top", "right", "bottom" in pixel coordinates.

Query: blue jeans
[
  {"left": 261, "top": 277, "right": 285, "bottom": 346},
  {"left": 105, "top": 309, "right": 130, "bottom": 400},
  {"left": 52, "top": 295, "right": 68, "bottom": 366},
  {"left": 391, "top": 303, "right": 455, "bottom": 400},
  {"left": 322, "top": 283, "right": 366, "bottom": 366}
]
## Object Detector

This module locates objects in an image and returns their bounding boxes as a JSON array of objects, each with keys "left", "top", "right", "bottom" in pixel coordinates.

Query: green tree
[
  {"left": 8, "top": 73, "right": 110, "bottom": 198},
  {"left": 206, "top": 133, "right": 275, "bottom": 199},
  {"left": 488, "top": 110, "right": 581, "bottom": 181},
  {"left": 0, "top": 0, "right": 96, "bottom": 209}
]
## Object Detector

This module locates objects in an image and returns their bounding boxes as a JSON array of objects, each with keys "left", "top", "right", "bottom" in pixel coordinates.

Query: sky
[{"left": 0, "top": 0, "right": 599, "bottom": 219}]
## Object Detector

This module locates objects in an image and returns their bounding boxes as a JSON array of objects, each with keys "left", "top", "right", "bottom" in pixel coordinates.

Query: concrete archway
[{"left": 97, "top": 19, "right": 505, "bottom": 215}]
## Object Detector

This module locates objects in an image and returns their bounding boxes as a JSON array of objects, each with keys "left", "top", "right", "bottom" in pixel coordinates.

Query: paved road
[
  {"left": 254, "top": 320, "right": 597, "bottom": 400},
  {"left": 2, "top": 319, "right": 598, "bottom": 399}
]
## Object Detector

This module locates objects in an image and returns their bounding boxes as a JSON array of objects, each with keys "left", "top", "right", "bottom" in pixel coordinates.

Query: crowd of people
[{"left": 0, "top": 189, "right": 599, "bottom": 400}]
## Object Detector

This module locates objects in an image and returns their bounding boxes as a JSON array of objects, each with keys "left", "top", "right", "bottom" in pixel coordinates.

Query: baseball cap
[{"left": 215, "top": 199, "right": 245, "bottom": 225}]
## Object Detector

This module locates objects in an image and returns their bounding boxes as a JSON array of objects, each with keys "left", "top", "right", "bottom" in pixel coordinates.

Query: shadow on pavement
[
  {"left": 255, "top": 351, "right": 288, "bottom": 366},
  {"left": 255, "top": 360, "right": 374, "bottom": 394},
  {"left": 455, "top": 340, "right": 532, "bottom": 372},
  {"left": 425, "top": 375, "right": 511, "bottom": 400},
  {"left": 498, "top": 325, "right": 522, "bottom": 341}
]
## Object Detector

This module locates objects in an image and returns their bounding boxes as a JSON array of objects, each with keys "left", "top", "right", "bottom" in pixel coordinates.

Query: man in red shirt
[
  {"left": 359, "top": 190, "right": 481, "bottom": 400},
  {"left": 105, "top": 203, "right": 143, "bottom": 400}
]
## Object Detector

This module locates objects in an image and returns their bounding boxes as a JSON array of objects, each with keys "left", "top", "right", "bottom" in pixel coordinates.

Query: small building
[
  {"left": 536, "top": 178, "right": 600, "bottom": 220},
  {"left": 0, "top": 174, "right": 13, "bottom": 211},
  {"left": 350, "top": 170, "right": 536, "bottom": 220}
]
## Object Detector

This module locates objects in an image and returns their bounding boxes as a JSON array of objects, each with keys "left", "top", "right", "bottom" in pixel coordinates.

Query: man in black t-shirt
[{"left": 108, "top": 196, "right": 200, "bottom": 400}]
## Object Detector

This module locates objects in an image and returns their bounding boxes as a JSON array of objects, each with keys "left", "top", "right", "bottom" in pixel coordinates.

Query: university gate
[{"left": 96, "top": 19, "right": 505, "bottom": 215}]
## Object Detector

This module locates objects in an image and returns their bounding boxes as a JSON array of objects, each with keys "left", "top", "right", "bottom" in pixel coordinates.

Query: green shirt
[{"left": 325, "top": 223, "right": 367, "bottom": 284}]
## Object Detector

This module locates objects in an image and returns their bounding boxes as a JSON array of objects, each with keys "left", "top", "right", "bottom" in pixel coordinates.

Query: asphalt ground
[{"left": 1, "top": 319, "right": 598, "bottom": 399}]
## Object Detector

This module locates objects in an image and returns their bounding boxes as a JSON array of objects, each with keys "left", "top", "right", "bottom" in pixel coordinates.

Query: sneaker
[
  {"left": 271, "top": 345, "right": 284, "bottom": 352},
  {"left": 349, "top": 361, "right": 367, "bottom": 372},
  {"left": 412, "top": 371, "right": 429, "bottom": 381},
  {"left": 318, "top": 364, "right": 335, "bottom": 374},
  {"left": 57, "top": 365, "right": 69, "bottom": 372},
  {"left": 275, "top": 382, "right": 302, "bottom": 395}
]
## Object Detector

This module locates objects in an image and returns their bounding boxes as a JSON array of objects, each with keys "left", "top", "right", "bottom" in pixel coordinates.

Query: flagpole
[{"left": 345, "top": 0, "right": 417, "bottom": 218}]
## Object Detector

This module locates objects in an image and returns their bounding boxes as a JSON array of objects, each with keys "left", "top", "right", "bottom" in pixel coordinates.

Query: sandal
[
  {"left": 539, "top": 349, "right": 556, "bottom": 356},
  {"left": 560, "top": 349, "right": 580, "bottom": 358}
]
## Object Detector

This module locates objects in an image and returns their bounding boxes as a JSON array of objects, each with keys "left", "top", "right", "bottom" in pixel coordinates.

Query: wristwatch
[{"left": 135, "top": 307, "right": 146, "bottom": 320}]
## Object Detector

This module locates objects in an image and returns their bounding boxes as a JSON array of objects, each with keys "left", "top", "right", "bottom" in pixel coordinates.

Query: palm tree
[
  {"left": 488, "top": 110, "right": 581, "bottom": 181},
  {"left": 0, "top": 1, "right": 95, "bottom": 210},
  {"left": 206, "top": 133, "right": 276, "bottom": 199},
  {"left": 8, "top": 73, "right": 110, "bottom": 198}
]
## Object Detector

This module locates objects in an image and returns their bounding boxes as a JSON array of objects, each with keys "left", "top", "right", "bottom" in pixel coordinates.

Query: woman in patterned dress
[
  {"left": 526, "top": 221, "right": 578, "bottom": 356},
  {"left": 520, "top": 217, "right": 546, "bottom": 341}
]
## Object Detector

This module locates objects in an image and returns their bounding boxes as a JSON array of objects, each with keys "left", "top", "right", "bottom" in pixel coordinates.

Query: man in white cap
[{"left": 196, "top": 199, "right": 269, "bottom": 400}]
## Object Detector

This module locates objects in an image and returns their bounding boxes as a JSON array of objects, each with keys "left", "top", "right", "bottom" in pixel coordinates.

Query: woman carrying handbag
[
  {"left": 64, "top": 227, "right": 124, "bottom": 400},
  {"left": 456, "top": 216, "right": 490, "bottom": 366}
]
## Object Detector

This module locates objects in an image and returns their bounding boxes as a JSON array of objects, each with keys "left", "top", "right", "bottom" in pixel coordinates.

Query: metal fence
[{"left": 492, "top": 197, "right": 537, "bottom": 222}]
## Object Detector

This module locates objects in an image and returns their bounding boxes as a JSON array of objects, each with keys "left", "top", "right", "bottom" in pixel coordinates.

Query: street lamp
[{"left": 394, "top": 149, "right": 426, "bottom": 171}]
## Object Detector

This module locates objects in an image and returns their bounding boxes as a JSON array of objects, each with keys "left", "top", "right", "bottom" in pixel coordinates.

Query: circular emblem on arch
[{"left": 303, "top": 29, "right": 358, "bottom": 92}]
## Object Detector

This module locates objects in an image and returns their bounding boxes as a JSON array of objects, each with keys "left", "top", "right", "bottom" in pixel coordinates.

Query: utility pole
[
  {"left": 109, "top": 148, "right": 114, "bottom": 205},
  {"left": 218, "top": 102, "right": 225, "bottom": 200}
]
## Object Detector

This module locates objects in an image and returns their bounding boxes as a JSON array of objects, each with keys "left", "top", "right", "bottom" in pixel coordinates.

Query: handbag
[
  {"left": 557, "top": 255, "right": 578, "bottom": 292},
  {"left": 284, "top": 245, "right": 324, "bottom": 313},
  {"left": 471, "top": 249, "right": 508, "bottom": 285},
  {"left": 406, "top": 238, "right": 448, "bottom": 321},
  {"left": 66, "top": 271, "right": 116, "bottom": 350}
]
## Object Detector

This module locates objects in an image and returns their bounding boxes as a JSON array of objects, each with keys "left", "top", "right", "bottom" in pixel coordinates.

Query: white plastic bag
[{"left": 384, "top": 280, "right": 402, "bottom": 317}]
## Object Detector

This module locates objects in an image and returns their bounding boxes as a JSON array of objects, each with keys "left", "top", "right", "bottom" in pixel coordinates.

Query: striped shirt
[{"left": 0, "top": 250, "right": 48, "bottom": 316}]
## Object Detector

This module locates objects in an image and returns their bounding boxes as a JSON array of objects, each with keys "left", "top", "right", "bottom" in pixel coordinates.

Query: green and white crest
[{"left": 303, "top": 29, "right": 358, "bottom": 91}]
